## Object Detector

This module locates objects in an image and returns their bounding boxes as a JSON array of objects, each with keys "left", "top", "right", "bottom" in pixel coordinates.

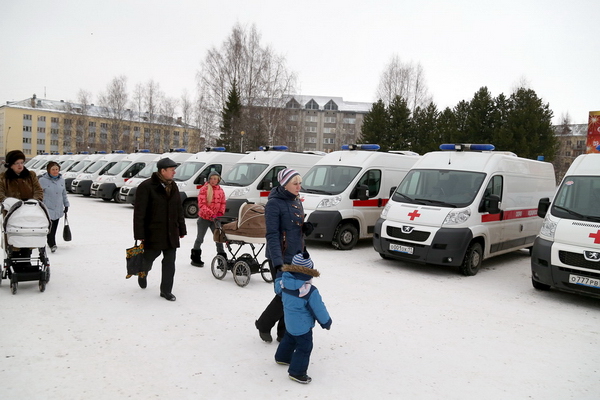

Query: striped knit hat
[
  {"left": 292, "top": 252, "right": 314, "bottom": 269},
  {"left": 278, "top": 168, "right": 300, "bottom": 187}
]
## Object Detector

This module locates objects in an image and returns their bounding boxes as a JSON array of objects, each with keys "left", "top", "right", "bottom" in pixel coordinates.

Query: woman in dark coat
[
  {"left": 255, "top": 168, "right": 309, "bottom": 342},
  {"left": 133, "top": 158, "right": 187, "bottom": 301}
]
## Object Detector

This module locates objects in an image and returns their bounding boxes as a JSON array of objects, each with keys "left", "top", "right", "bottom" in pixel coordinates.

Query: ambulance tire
[
  {"left": 459, "top": 242, "right": 482, "bottom": 276},
  {"left": 183, "top": 200, "right": 198, "bottom": 219},
  {"left": 332, "top": 223, "right": 358, "bottom": 250},
  {"left": 531, "top": 277, "right": 551, "bottom": 291}
]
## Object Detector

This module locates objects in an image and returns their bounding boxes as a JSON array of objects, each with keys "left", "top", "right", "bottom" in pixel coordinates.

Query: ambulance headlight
[
  {"left": 539, "top": 214, "right": 556, "bottom": 239},
  {"left": 443, "top": 208, "right": 471, "bottom": 225},
  {"left": 176, "top": 182, "right": 186, "bottom": 189},
  {"left": 104, "top": 176, "right": 115, "bottom": 183},
  {"left": 381, "top": 202, "right": 392, "bottom": 219},
  {"left": 231, "top": 187, "right": 250, "bottom": 197},
  {"left": 80, "top": 174, "right": 91, "bottom": 180},
  {"left": 317, "top": 195, "right": 342, "bottom": 208}
]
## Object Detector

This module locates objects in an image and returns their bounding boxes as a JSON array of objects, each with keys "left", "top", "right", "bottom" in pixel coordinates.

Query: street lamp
[{"left": 240, "top": 131, "right": 245, "bottom": 153}]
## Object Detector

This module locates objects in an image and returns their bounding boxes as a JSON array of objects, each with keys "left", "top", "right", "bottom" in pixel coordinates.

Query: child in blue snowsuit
[{"left": 274, "top": 252, "right": 332, "bottom": 384}]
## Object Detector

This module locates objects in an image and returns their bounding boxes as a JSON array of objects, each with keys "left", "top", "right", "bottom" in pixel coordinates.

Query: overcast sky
[{"left": 1, "top": 0, "right": 598, "bottom": 125}]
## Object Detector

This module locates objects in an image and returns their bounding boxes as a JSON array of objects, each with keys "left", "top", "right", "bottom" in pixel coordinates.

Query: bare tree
[
  {"left": 98, "top": 76, "right": 129, "bottom": 152},
  {"left": 159, "top": 96, "right": 178, "bottom": 151},
  {"left": 554, "top": 112, "right": 572, "bottom": 181},
  {"left": 62, "top": 90, "right": 93, "bottom": 153},
  {"left": 197, "top": 22, "right": 296, "bottom": 148},
  {"left": 376, "top": 55, "right": 432, "bottom": 113}
]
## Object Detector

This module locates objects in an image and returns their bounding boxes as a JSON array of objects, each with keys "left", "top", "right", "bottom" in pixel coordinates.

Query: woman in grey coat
[{"left": 39, "top": 161, "right": 70, "bottom": 252}]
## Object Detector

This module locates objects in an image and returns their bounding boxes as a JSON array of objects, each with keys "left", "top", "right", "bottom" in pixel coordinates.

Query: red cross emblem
[
  {"left": 408, "top": 210, "right": 421, "bottom": 221},
  {"left": 589, "top": 230, "right": 600, "bottom": 244}
]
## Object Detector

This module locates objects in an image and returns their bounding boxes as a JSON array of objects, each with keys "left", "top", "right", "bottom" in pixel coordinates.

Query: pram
[
  {"left": 210, "top": 203, "right": 272, "bottom": 287},
  {"left": 1, "top": 198, "right": 51, "bottom": 294}
]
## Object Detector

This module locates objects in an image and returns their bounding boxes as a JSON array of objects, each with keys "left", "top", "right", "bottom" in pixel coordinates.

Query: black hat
[
  {"left": 156, "top": 157, "right": 177, "bottom": 170},
  {"left": 5, "top": 150, "right": 25, "bottom": 167}
]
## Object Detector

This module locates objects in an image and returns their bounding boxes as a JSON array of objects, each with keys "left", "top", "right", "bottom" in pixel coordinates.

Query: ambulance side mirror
[
  {"left": 258, "top": 178, "right": 272, "bottom": 190},
  {"left": 537, "top": 197, "right": 550, "bottom": 218},
  {"left": 389, "top": 186, "right": 397, "bottom": 198},
  {"left": 351, "top": 184, "right": 369, "bottom": 201},
  {"left": 484, "top": 194, "right": 501, "bottom": 214}
]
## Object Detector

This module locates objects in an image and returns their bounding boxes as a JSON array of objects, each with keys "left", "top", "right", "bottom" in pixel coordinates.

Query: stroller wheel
[
  {"left": 233, "top": 260, "right": 251, "bottom": 287},
  {"left": 260, "top": 260, "right": 273, "bottom": 283},
  {"left": 45, "top": 266, "right": 51, "bottom": 284},
  {"left": 211, "top": 255, "right": 228, "bottom": 280},
  {"left": 39, "top": 280, "right": 46, "bottom": 292}
]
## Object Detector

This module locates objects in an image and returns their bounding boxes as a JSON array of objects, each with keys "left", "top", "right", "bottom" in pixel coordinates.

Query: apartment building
[
  {"left": 553, "top": 123, "right": 588, "bottom": 181},
  {"left": 0, "top": 94, "right": 201, "bottom": 157}
]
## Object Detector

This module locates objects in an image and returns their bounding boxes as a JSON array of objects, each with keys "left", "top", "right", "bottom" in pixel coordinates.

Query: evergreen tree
[
  {"left": 218, "top": 81, "right": 243, "bottom": 151},
  {"left": 359, "top": 100, "right": 389, "bottom": 150},
  {"left": 437, "top": 107, "right": 458, "bottom": 146},
  {"left": 453, "top": 100, "right": 470, "bottom": 143},
  {"left": 491, "top": 93, "right": 513, "bottom": 152},
  {"left": 465, "top": 87, "right": 496, "bottom": 144},
  {"left": 411, "top": 102, "right": 439, "bottom": 154},
  {"left": 387, "top": 95, "right": 412, "bottom": 151}
]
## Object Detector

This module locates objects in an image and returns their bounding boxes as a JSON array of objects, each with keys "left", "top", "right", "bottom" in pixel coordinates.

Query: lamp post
[{"left": 240, "top": 131, "right": 245, "bottom": 153}]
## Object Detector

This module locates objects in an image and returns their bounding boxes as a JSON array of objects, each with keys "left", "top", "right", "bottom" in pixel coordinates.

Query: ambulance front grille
[
  {"left": 559, "top": 251, "right": 600, "bottom": 271},
  {"left": 386, "top": 226, "right": 430, "bottom": 242}
]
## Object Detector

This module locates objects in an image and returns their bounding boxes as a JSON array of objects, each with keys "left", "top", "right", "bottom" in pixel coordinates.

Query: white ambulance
[
  {"left": 531, "top": 146, "right": 600, "bottom": 297},
  {"left": 301, "top": 144, "right": 420, "bottom": 250},
  {"left": 222, "top": 146, "right": 324, "bottom": 219},
  {"left": 118, "top": 149, "right": 192, "bottom": 205},
  {"left": 373, "top": 144, "right": 556, "bottom": 275},
  {"left": 71, "top": 151, "right": 127, "bottom": 196},
  {"left": 63, "top": 153, "right": 106, "bottom": 192},
  {"left": 90, "top": 150, "right": 158, "bottom": 202},
  {"left": 174, "top": 148, "right": 245, "bottom": 218}
]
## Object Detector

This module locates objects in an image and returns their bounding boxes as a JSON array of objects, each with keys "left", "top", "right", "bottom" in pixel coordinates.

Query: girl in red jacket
[{"left": 191, "top": 171, "right": 226, "bottom": 267}]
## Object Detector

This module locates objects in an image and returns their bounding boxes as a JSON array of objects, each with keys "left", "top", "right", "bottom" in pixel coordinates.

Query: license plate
[
  {"left": 569, "top": 274, "right": 600, "bottom": 289},
  {"left": 390, "top": 243, "right": 413, "bottom": 254}
]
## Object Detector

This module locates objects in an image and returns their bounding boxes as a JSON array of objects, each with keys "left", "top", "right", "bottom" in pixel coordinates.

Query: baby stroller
[
  {"left": 1, "top": 198, "right": 51, "bottom": 294},
  {"left": 211, "top": 203, "right": 272, "bottom": 287}
]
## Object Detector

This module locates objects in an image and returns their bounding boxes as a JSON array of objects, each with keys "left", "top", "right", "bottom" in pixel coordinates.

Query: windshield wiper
[
  {"left": 302, "top": 188, "right": 333, "bottom": 195},
  {"left": 415, "top": 198, "right": 457, "bottom": 208},
  {"left": 554, "top": 205, "right": 584, "bottom": 218}
]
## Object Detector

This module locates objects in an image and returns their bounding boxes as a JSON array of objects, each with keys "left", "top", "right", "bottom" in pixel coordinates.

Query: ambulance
[
  {"left": 373, "top": 144, "right": 556, "bottom": 275},
  {"left": 302, "top": 144, "right": 420, "bottom": 250},
  {"left": 222, "top": 146, "right": 324, "bottom": 219},
  {"left": 71, "top": 151, "right": 127, "bottom": 196},
  {"left": 90, "top": 150, "right": 158, "bottom": 202},
  {"left": 531, "top": 147, "right": 600, "bottom": 297},
  {"left": 63, "top": 153, "right": 105, "bottom": 192},
  {"left": 174, "top": 148, "right": 245, "bottom": 218},
  {"left": 118, "top": 149, "right": 192, "bottom": 205}
]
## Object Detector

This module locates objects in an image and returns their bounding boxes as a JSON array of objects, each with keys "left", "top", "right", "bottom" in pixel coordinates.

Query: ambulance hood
[
  {"left": 553, "top": 218, "right": 600, "bottom": 250},
  {"left": 385, "top": 201, "right": 454, "bottom": 228}
]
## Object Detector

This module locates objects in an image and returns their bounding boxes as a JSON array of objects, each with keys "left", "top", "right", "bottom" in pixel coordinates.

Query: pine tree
[
  {"left": 218, "top": 81, "right": 243, "bottom": 151},
  {"left": 465, "top": 87, "right": 496, "bottom": 144},
  {"left": 388, "top": 95, "right": 412, "bottom": 151},
  {"left": 359, "top": 100, "right": 389, "bottom": 150},
  {"left": 411, "top": 102, "right": 439, "bottom": 154}
]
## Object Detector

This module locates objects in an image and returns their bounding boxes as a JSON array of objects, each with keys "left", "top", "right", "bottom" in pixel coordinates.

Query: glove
[
  {"left": 320, "top": 318, "right": 332, "bottom": 330},
  {"left": 302, "top": 222, "right": 314, "bottom": 236},
  {"left": 64, "top": 207, "right": 69, "bottom": 213}
]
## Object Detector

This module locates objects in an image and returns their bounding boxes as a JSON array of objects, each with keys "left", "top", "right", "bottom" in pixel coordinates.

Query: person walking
[
  {"left": 255, "top": 168, "right": 313, "bottom": 343},
  {"left": 190, "top": 171, "right": 226, "bottom": 267},
  {"left": 274, "top": 252, "right": 332, "bottom": 384},
  {"left": 133, "top": 157, "right": 187, "bottom": 301},
  {"left": 39, "top": 161, "right": 70, "bottom": 253}
]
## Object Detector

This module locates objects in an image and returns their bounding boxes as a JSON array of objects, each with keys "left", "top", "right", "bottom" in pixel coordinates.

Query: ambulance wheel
[
  {"left": 39, "top": 280, "right": 46, "bottom": 292},
  {"left": 102, "top": 197, "right": 112, "bottom": 202},
  {"left": 260, "top": 260, "right": 273, "bottom": 283},
  {"left": 531, "top": 277, "right": 551, "bottom": 291},
  {"left": 332, "top": 223, "right": 358, "bottom": 250},
  {"left": 211, "top": 255, "right": 228, "bottom": 280},
  {"left": 379, "top": 253, "right": 390, "bottom": 260},
  {"left": 10, "top": 280, "right": 17, "bottom": 295},
  {"left": 233, "top": 261, "right": 251, "bottom": 287},
  {"left": 460, "top": 242, "right": 482, "bottom": 276},
  {"left": 113, "top": 190, "right": 121, "bottom": 203},
  {"left": 183, "top": 200, "right": 198, "bottom": 219}
]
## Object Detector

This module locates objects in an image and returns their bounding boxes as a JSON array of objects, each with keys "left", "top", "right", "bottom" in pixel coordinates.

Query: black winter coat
[{"left": 133, "top": 173, "right": 187, "bottom": 250}]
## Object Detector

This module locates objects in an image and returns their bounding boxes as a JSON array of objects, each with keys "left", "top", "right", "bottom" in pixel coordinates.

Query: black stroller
[
  {"left": 211, "top": 203, "right": 272, "bottom": 287},
  {"left": 1, "top": 198, "right": 51, "bottom": 294}
]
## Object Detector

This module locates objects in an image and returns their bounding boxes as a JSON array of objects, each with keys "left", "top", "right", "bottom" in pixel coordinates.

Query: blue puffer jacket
[
  {"left": 39, "top": 172, "right": 70, "bottom": 220},
  {"left": 265, "top": 186, "right": 305, "bottom": 267},
  {"left": 275, "top": 264, "right": 332, "bottom": 336}
]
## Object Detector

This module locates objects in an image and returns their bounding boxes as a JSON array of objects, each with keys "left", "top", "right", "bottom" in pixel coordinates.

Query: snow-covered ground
[{"left": 1, "top": 194, "right": 599, "bottom": 399}]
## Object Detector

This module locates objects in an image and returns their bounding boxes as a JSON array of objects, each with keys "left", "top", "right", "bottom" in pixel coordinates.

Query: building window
[
  {"left": 288, "top": 115, "right": 299, "bottom": 121},
  {"left": 305, "top": 126, "right": 317, "bottom": 133},
  {"left": 287, "top": 125, "right": 297, "bottom": 132},
  {"left": 100, "top": 123, "right": 109, "bottom": 129},
  {"left": 343, "top": 118, "right": 356, "bottom": 124},
  {"left": 305, "top": 99, "right": 319, "bottom": 110},
  {"left": 305, "top": 137, "right": 317, "bottom": 143},
  {"left": 64, "top": 118, "right": 72, "bottom": 125},
  {"left": 23, "top": 126, "right": 32, "bottom": 132},
  {"left": 51, "top": 117, "right": 59, "bottom": 123},
  {"left": 89, "top": 121, "right": 96, "bottom": 127},
  {"left": 324, "top": 138, "right": 335, "bottom": 144},
  {"left": 37, "top": 139, "right": 46, "bottom": 145},
  {"left": 37, "top": 127, "right": 46, "bottom": 133},
  {"left": 50, "top": 128, "right": 59, "bottom": 135},
  {"left": 38, "top": 116, "right": 46, "bottom": 122},
  {"left": 22, "top": 137, "right": 32, "bottom": 144},
  {"left": 306, "top": 116, "right": 318, "bottom": 122},
  {"left": 324, "top": 116, "right": 337, "bottom": 123},
  {"left": 323, "top": 127, "right": 336, "bottom": 134},
  {"left": 286, "top": 99, "right": 300, "bottom": 109},
  {"left": 324, "top": 100, "right": 338, "bottom": 111},
  {"left": 23, "top": 114, "right": 32, "bottom": 120}
]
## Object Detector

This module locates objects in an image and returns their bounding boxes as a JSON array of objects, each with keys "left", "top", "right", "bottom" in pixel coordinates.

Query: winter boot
[{"left": 190, "top": 249, "right": 204, "bottom": 267}]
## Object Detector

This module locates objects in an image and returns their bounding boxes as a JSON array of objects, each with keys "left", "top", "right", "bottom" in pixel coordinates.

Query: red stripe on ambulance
[{"left": 481, "top": 208, "right": 538, "bottom": 223}]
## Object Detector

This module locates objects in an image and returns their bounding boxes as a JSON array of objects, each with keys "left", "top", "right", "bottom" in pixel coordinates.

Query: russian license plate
[
  {"left": 390, "top": 243, "right": 413, "bottom": 254},
  {"left": 569, "top": 274, "right": 600, "bottom": 288}
]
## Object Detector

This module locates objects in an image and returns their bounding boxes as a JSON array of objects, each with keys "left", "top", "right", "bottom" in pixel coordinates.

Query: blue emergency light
[
  {"left": 259, "top": 145, "right": 288, "bottom": 151},
  {"left": 112, "top": 150, "right": 125, "bottom": 154},
  {"left": 170, "top": 148, "right": 187, "bottom": 152},
  {"left": 341, "top": 144, "right": 380, "bottom": 151},
  {"left": 205, "top": 147, "right": 226, "bottom": 152},
  {"left": 137, "top": 149, "right": 150, "bottom": 153},
  {"left": 439, "top": 144, "right": 495, "bottom": 151}
]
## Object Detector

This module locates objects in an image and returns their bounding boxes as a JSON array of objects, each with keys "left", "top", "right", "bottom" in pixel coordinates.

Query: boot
[{"left": 190, "top": 249, "right": 204, "bottom": 267}]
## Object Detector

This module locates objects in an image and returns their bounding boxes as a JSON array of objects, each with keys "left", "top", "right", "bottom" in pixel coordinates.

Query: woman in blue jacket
[
  {"left": 255, "top": 168, "right": 311, "bottom": 343},
  {"left": 39, "top": 161, "right": 70, "bottom": 252}
]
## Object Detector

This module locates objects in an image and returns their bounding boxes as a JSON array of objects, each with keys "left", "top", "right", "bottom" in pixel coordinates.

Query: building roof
[
  {"left": 284, "top": 95, "right": 372, "bottom": 113},
  {"left": 553, "top": 123, "right": 588, "bottom": 137}
]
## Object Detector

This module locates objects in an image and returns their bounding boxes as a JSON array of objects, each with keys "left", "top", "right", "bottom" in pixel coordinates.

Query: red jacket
[{"left": 197, "top": 183, "right": 226, "bottom": 220}]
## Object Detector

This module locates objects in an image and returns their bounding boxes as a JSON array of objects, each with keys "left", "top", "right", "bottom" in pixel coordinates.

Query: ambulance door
[
  {"left": 480, "top": 175, "right": 504, "bottom": 254},
  {"left": 352, "top": 169, "right": 382, "bottom": 235}
]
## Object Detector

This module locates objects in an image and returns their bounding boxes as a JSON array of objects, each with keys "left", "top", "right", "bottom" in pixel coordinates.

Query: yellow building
[{"left": 0, "top": 95, "right": 203, "bottom": 159}]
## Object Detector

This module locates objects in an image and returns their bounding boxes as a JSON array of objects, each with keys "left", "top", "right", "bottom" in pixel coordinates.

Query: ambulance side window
[
  {"left": 263, "top": 166, "right": 286, "bottom": 189},
  {"left": 195, "top": 164, "right": 222, "bottom": 185},
  {"left": 480, "top": 175, "right": 503, "bottom": 212},
  {"left": 357, "top": 170, "right": 381, "bottom": 198}
]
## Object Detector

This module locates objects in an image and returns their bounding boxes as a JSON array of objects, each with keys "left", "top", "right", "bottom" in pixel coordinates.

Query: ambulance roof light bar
[
  {"left": 204, "top": 147, "right": 226, "bottom": 152},
  {"left": 439, "top": 143, "right": 495, "bottom": 152},
  {"left": 259, "top": 145, "right": 288, "bottom": 151},
  {"left": 341, "top": 144, "right": 380, "bottom": 151}
]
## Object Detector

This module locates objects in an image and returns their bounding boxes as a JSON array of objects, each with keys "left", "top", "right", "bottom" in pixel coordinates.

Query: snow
[{"left": 1, "top": 194, "right": 599, "bottom": 399}]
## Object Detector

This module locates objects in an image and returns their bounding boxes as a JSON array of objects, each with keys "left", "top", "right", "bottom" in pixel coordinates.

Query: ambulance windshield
[
  {"left": 551, "top": 176, "right": 600, "bottom": 221},
  {"left": 393, "top": 169, "right": 485, "bottom": 207},
  {"left": 301, "top": 165, "right": 361, "bottom": 195}
]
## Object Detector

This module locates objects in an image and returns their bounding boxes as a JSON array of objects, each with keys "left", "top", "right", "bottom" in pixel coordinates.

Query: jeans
[
  {"left": 275, "top": 329, "right": 313, "bottom": 377},
  {"left": 142, "top": 248, "right": 177, "bottom": 294},
  {"left": 193, "top": 218, "right": 224, "bottom": 253}
]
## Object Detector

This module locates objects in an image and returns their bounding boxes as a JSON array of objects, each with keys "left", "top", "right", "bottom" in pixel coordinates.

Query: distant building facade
[
  {"left": 553, "top": 123, "right": 588, "bottom": 181},
  {"left": 0, "top": 94, "right": 202, "bottom": 158}
]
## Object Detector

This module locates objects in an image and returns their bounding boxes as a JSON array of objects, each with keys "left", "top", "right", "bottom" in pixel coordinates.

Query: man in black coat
[{"left": 133, "top": 158, "right": 187, "bottom": 301}]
